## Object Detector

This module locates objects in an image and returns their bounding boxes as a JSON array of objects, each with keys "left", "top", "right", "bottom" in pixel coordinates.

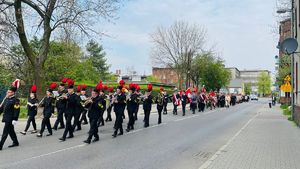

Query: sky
[{"left": 99, "top": 0, "right": 279, "bottom": 75}]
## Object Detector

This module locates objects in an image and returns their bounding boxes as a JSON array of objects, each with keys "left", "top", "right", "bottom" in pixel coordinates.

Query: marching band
[{"left": 0, "top": 78, "right": 245, "bottom": 151}]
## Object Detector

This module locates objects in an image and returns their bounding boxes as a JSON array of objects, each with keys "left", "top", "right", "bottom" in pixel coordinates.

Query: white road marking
[
  {"left": 4, "top": 144, "right": 86, "bottom": 167},
  {"left": 198, "top": 112, "right": 260, "bottom": 169}
]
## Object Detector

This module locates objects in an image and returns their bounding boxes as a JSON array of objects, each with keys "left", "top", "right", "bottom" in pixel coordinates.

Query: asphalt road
[{"left": 0, "top": 100, "right": 266, "bottom": 169}]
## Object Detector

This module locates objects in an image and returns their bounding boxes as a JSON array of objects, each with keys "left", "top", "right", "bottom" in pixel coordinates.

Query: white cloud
[{"left": 101, "top": 0, "right": 278, "bottom": 75}]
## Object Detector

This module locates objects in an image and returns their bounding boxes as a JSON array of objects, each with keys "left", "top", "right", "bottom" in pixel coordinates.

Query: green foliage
[
  {"left": 191, "top": 53, "right": 230, "bottom": 91},
  {"left": 19, "top": 107, "right": 28, "bottom": 119},
  {"left": 0, "top": 64, "right": 13, "bottom": 86},
  {"left": 145, "top": 75, "right": 160, "bottom": 82},
  {"left": 280, "top": 104, "right": 289, "bottom": 110},
  {"left": 257, "top": 72, "right": 272, "bottom": 96},
  {"left": 86, "top": 40, "right": 110, "bottom": 80},
  {"left": 276, "top": 55, "right": 291, "bottom": 87},
  {"left": 244, "top": 83, "right": 252, "bottom": 95}
]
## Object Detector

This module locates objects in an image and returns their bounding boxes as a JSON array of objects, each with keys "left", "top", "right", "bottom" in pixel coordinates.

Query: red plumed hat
[
  {"left": 50, "top": 82, "right": 57, "bottom": 90},
  {"left": 76, "top": 85, "right": 81, "bottom": 92},
  {"left": 31, "top": 84, "right": 37, "bottom": 93},
  {"left": 81, "top": 84, "right": 87, "bottom": 91},
  {"left": 60, "top": 77, "right": 68, "bottom": 86},
  {"left": 95, "top": 81, "right": 103, "bottom": 92},
  {"left": 103, "top": 85, "right": 108, "bottom": 91},
  {"left": 160, "top": 87, "right": 164, "bottom": 91},
  {"left": 108, "top": 87, "right": 114, "bottom": 93},
  {"left": 67, "top": 79, "right": 74, "bottom": 89},
  {"left": 136, "top": 85, "right": 141, "bottom": 91},
  {"left": 10, "top": 79, "right": 20, "bottom": 92},
  {"left": 119, "top": 80, "right": 125, "bottom": 86},
  {"left": 147, "top": 83, "right": 153, "bottom": 92},
  {"left": 48, "top": 82, "right": 57, "bottom": 93}
]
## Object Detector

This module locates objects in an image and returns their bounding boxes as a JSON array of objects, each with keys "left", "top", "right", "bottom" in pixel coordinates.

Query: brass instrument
[
  {"left": 38, "top": 97, "right": 46, "bottom": 107},
  {"left": 0, "top": 96, "right": 7, "bottom": 108},
  {"left": 56, "top": 93, "right": 69, "bottom": 100},
  {"left": 82, "top": 97, "right": 93, "bottom": 107}
]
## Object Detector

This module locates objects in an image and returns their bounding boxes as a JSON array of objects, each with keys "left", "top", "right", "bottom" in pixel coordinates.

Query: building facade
[
  {"left": 226, "top": 67, "right": 271, "bottom": 95},
  {"left": 152, "top": 67, "right": 178, "bottom": 85}
]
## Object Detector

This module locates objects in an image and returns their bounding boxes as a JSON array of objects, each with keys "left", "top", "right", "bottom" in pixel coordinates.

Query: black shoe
[
  {"left": 59, "top": 137, "right": 66, "bottom": 141},
  {"left": 67, "top": 135, "right": 74, "bottom": 139},
  {"left": 82, "top": 122, "right": 88, "bottom": 125},
  {"left": 131, "top": 126, "right": 134, "bottom": 130},
  {"left": 92, "top": 138, "right": 99, "bottom": 142},
  {"left": 126, "top": 128, "right": 130, "bottom": 132},
  {"left": 46, "top": 133, "right": 52, "bottom": 136},
  {"left": 8, "top": 143, "right": 19, "bottom": 148},
  {"left": 58, "top": 126, "right": 65, "bottom": 129},
  {"left": 83, "top": 140, "right": 91, "bottom": 144},
  {"left": 112, "top": 133, "right": 117, "bottom": 138},
  {"left": 183, "top": 114, "right": 185, "bottom": 116},
  {"left": 20, "top": 131, "right": 26, "bottom": 135},
  {"left": 76, "top": 128, "right": 81, "bottom": 131},
  {"left": 37, "top": 133, "right": 42, "bottom": 137},
  {"left": 0, "top": 146, "right": 2, "bottom": 150},
  {"left": 144, "top": 125, "right": 149, "bottom": 128},
  {"left": 118, "top": 132, "right": 123, "bottom": 136},
  {"left": 52, "top": 127, "right": 57, "bottom": 131}
]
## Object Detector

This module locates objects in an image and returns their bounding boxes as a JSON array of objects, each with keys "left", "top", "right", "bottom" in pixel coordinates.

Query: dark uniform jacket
[
  {"left": 87, "top": 96, "right": 105, "bottom": 120},
  {"left": 41, "top": 96, "right": 55, "bottom": 118},
  {"left": 65, "top": 93, "right": 81, "bottom": 116},
  {"left": 181, "top": 94, "right": 188, "bottom": 105},
  {"left": 127, "top": 93, "right": 138, "bottom": 112},
  {"left": 113, "top": 93, "right": 126, "bottom": 113},
  {"left": 27, "top": 98, "right": 38, "bottom": 117},
  {"left": 56, "top": 89, "right": 67, "bottom": 110},
  {"left": 143, "top": 94, "right": 153, "bottom": 111},
  {"left": 0, "top": 96, "right": 20, "bottom": 123}
]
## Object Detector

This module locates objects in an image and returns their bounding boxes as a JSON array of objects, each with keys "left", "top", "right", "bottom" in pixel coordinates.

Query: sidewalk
[{"left": 200, "top": 105, "right": 300, "bottom": 169}]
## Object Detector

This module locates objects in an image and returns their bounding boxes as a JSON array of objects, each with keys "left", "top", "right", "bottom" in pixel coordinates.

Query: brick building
[{"left": 152, "top": 67, "right": 178, "bottom": 85}]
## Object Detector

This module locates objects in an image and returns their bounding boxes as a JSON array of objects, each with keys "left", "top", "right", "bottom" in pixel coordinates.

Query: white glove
[{"left": 12, "top": 120, "right": 17, "bottom": 126}]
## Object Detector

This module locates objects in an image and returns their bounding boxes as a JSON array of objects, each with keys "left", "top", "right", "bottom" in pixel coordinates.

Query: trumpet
[
  {"left": 82, "top": 97, "right": 93, "bottom": 107},
  {"left": 56, "top": 93, "right": 69, "bottom": 100}
]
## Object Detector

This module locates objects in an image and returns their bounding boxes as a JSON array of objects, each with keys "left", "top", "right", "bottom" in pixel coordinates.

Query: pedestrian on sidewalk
[
  {"left": 20, "top": 85, "right": 38, "bottom": 135},
  {"left": 37, "top": 83, "right": 56, "bottom": 137}
]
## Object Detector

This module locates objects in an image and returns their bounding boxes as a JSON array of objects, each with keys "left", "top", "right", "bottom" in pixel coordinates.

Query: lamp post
[{"left": 277, "top": 0, "right": 295, "bottom": 119}]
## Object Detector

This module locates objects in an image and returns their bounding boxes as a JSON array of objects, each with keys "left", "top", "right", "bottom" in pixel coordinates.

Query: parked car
[{"left": 250, "top": 94, "right": 258, "bottom": 101}]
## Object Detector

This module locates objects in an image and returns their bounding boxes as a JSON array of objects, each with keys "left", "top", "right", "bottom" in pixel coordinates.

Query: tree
[
  {"left": 150, "top": 21, "right": 207, "bottom": 88},
  {"left": 257, "top": 72, "right": 272, "bottom": 96},
  {"left": 85, "top": 40, "right": 110, "bottom": 80},
  {"left": 0, "top": 0, "right": 122, "bottom": 98},
  {"left": 244, "top": 83, "right": 252, "bottom": 95},
  {"left": 201, "top": 59, "right": 231, "bottom": 91},
  {"left": 276, "top": 55, "right": 291, "bottom": 87}
]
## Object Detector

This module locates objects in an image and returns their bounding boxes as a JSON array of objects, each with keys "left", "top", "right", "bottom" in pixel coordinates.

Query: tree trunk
[{"left": 34, "top": 64, "right": 45, "bottom": 100}]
